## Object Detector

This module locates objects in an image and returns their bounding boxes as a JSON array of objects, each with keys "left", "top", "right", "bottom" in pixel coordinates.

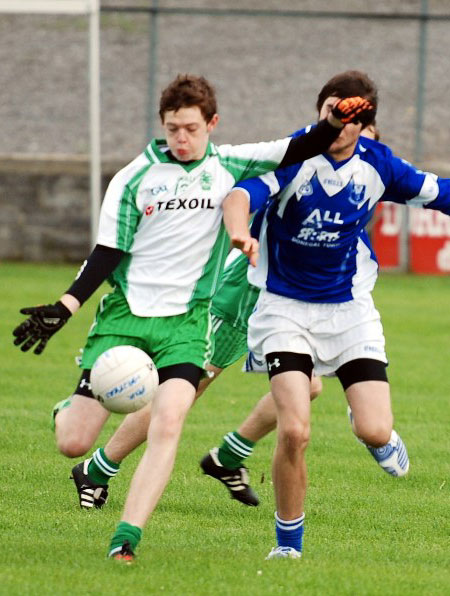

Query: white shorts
[{"left": 247, "top": 290, "right": 387, "bottom": 377}]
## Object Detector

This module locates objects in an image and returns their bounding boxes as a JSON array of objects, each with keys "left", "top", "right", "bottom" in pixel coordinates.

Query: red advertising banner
[
  {"left": 371, "top": 203, "right": 402, "bottom": 269},
  {"left": 372, "top": 203, "right": 450, "bottom": 274},
  {"left": 409, "top": 208, "right": 450, "bottom": 273}
]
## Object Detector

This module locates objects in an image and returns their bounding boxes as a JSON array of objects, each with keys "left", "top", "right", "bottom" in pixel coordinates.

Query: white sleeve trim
[
  {"left": 231, "top": 186, "right": 251, "bottom": 203},
  {"left": 406, "top": 173, "right": 439, "bottom": 207}
]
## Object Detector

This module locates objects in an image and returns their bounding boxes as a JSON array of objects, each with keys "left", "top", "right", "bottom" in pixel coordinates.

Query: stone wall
[{"left": 0, "top": 155, "right": 126, "bottom": 263}]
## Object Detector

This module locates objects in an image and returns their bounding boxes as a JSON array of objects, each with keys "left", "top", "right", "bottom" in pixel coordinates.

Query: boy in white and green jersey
[{"left": 12, "top": 73, "right": 373, "bottom": 562}]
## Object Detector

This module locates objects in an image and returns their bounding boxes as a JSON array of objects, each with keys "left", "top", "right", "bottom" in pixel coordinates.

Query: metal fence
[
  {"left": 2, "top": 1, "right": 450, "bottom": 164},
  {"left": 102, "top": 1, "right": 450, "bottom": 164}
]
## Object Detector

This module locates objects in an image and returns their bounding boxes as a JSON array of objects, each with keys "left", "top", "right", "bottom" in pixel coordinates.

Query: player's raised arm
[
  {"left": 12, "top": 244, "right": 125, "bottom": 355},
  {"left": 278, "top": 96, "right": 374, "bottom": 168}
]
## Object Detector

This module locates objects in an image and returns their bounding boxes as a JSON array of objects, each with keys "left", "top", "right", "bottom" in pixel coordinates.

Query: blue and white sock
[
  {"left": 367, "top": 430, "right": 410, "bottom": 477},
  {"left": 275, "top": 511, "right": 305, "bottom": 553},
  {"left": 347, "top": 408, "right": 410, "bottom": 477}
]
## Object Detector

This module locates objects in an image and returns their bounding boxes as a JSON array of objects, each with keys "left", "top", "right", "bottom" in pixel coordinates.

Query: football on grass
[{"left": 90, "top": 345, "right": 159, "bottom": 414}]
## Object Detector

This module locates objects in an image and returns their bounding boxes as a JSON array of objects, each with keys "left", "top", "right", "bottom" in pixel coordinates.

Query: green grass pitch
[{"left": 1, "top": 263, "right": 449, "bottom": 595}]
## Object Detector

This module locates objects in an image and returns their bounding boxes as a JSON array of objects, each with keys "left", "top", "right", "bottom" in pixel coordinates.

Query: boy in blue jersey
[
  {"left": 200, "top": 125, "right": 410, "bottom": 506},
  {"left": 216, "top": 70, "right": 450, "bottom": 560}
]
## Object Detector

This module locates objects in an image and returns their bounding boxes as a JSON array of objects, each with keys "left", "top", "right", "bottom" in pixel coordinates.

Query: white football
[{"left": 90, "top": 345, "right": 159, "bottom": 414}]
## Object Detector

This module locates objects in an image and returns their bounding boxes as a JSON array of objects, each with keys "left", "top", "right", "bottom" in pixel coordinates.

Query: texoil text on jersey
[{"left": 145, "top": 197, "right": 215, "bottom": 216}]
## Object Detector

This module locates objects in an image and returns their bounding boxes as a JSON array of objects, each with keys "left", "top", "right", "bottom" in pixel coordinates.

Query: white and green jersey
[{"left": 97, "top": 137, "right": 290, "bottom": 316}]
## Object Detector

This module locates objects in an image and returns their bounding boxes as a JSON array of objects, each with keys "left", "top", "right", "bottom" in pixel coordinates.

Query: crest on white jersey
[{"left": 175, "top": 175, "right": 193, "bottom": 195}]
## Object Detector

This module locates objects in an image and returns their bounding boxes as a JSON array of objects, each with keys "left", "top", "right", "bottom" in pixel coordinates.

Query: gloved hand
[
  {"left": 331, "top": 96, "right": 374, "bottom": 125},
  {"left": 12, "top": 301, "right": 72, "bottom": 355}
]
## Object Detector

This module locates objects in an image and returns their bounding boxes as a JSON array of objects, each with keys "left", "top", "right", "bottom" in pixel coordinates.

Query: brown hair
[
  {"left": 316, "top": 70, "right": 378, "bottom": 125},
  {"left": 159, "top": 74, "right": 218, "bottom": 123}
]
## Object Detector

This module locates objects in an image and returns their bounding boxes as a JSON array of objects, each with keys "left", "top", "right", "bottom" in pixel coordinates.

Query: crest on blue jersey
[
  {"left": 297, "top": 181, "right": 313, "bottom": 198},
  {"left": 348, "top": 182, "right": 366, "bottom": 206}
]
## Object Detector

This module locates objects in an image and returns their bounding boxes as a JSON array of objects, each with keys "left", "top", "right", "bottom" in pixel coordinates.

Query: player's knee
[
  {"left": 55, "top": 434, "right": 93, "bottom": 458},
  {"left": 54, "top": 414, "right": 101, "bottom": 457},
  {"left": 278, "top": 422, "right": 310, "bottom": 456},
  {"left": 151, "top": 411, "right": 186, "bottom": 441},
  {"left": 355, "top": 419, "right": 392, "bottom": 447}
]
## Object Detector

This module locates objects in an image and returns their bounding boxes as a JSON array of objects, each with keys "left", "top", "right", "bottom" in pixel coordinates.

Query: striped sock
[
  {"left": 109, "top": 521, "right": 142, "bottom": 556},
  {"left": 217, "top": 431, "right": 254, "bottom": 469},
  {"left": 88, "top": 447, "right": 120, "bottom": 485},
  {"left": 275, "top": 512, "right": 305, "bottom": 552}
]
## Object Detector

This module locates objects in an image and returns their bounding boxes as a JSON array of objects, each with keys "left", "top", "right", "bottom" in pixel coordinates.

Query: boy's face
[
  {"left": 319, "top": 95, "right": 364, "bottom": 160},
  {"left": 161, "top": 106, "right": 219, "bottom": 161}
]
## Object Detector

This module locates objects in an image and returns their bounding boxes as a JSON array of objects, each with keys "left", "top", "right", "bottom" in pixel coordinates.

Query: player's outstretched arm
[
  {"left": 12, "top": 244, "right": 125, "bottom": 355},
  {"left": 222, "top": 189, "right": 259, "bottom": 267},
  {"left": 279, "top": 96, "right": 374, "bottom": 168}
]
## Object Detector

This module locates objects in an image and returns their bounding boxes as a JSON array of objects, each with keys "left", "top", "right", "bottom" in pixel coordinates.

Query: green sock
[
  {"left": 218, "top": 431, "right": 255, "bottom": 469},
  {"left": 109, "top": 521, "right": 142, "bottom": 556},
  {"left": 87, "top": 447, "right": 120, "bottom": 485}
]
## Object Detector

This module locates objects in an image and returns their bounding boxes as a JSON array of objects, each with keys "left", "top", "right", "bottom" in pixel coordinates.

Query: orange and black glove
[{"left": 331, "top": 96, "right": 375, "bottom": 126}]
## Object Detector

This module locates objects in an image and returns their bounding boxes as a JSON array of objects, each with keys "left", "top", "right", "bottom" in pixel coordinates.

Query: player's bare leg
[
  {"left": 108, "top": 378, "right": 196, "bottom": 556},
  {"left": 69, "top": 364, "right": 226, "bottom": 511},
  {"left": 70, "top": 401, "right": 155, "bottom": 510},
  {"left": 104, "top": 402, "right": 153, "bottom": 462},
  {"left": 310, "top": 375, "right": 323, "bottom": 400},
  {"left": 195, "top": 364, "right": 223, "bottom": 399},
  {"left": 239, "top": 375, "right": 323, "bottom": 440},
  {"left": 346, "top": 380, "right": 392, "bottom": 446},
  {"left": 200, "top": 375, "right": 323, "bottom": 506},
  {"left": 55, "top": 395, "right": 113, "bottom": 509},
  {"left": 268, "top": 370, "right": 311, "bottom": 558},
  {"left": 238, "top": 392, "right": 277, "bottom": 442},
  {"left": 271, "top": 371, "right": 311, "bottom": 517},
  {"left": 346, "top": 380, "right": 409, "bottom": 476},
  {"left": 55, "top": 394, "right": 110, "bottom": 458},
  {"left": 87, "top": 363, "right": 220, "bottom": 466},
  {"left": 90, "top": 363, "right": 224, "bottom": 472}
]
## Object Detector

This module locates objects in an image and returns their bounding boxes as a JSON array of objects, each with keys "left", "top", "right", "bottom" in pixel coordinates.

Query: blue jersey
[{"left": 236, "top": 126, "right": 450, "bottom": 303}]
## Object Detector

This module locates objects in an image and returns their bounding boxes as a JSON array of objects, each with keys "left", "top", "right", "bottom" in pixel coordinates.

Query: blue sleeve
[
  {"left": 423, "top": 182, "right": 450, "bottom": 216},
  {"left": 380, "top": 148, "right": 450, "bottom": 216},
  {"left": 235, "top": 176, "right": 272, "bottom": 212}
]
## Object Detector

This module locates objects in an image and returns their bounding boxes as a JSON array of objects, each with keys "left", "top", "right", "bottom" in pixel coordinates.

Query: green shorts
[
  {"left": 80, "top": 290, "right": 212, "bottom": 371},
  {"left": 209, "top": 315, "right": 247, "bottom": 369},
  {"left": 211, "top": 252, "right": 260, "bottom": 331}
]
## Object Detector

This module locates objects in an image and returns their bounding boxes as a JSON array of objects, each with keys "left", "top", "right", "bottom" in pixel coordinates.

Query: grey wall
[{"left": 0, "top": 157, "right": 122, "bottom": 262}]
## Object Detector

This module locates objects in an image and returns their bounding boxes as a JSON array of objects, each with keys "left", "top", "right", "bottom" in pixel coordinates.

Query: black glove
[
  {"left": 331, "top": 96, "right": 375, "bottom": 126},
  {"left": 12, "top": 301, "right": 72, "bottom": 355}
]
